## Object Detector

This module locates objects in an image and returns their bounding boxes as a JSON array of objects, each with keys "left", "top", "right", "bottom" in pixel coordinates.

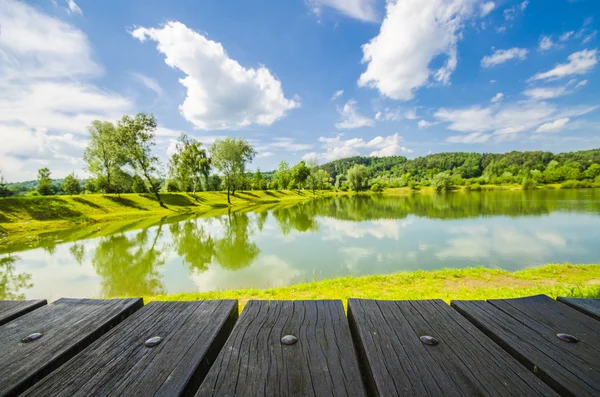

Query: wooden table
[{"left": 0, "top": 295, "right": 598, "bottom": 396}]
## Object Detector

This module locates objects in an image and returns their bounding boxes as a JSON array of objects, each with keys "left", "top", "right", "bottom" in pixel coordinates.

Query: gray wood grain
[
  {"left": 558, "top": 297, "right": 600, "bottom": 321},
  {"left": 453, "top": 294, "right": 600, "bottom": 397},
  {"left": 0, "top": 298, "right": 142, "bottom": 397},
  {"left": 196, "top": 300, "right": 367, "bottom": 397},
  {"left": 348, "top": 299, "right": 557, "bottom": 397},
  {"left": 22, "top": 300, "right": 238, "bottom": 397},
  {"left": 0, "top": 300, "right": 46, "bottom": 326}
]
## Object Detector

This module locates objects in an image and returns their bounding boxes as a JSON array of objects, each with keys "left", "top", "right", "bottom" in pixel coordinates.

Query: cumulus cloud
[
  {"left": 536, "top": 118, "right": 570, "bottom": 133},
  {"left": 418, "top": 120, "right": 433, "bottom": 128},
  {"left": 331, "top": 89, "right": 344, "bottom": 100},
  {"left": 480, "top": 2, "right": 495, "bottom": 17},
  {"left": 491, "top": 93, "right": 504, "bottom": 103},
  {"left": 307, "top": 0, "right": 379, "bottom": 23},
  {"left": 481, "top": 48, "right": 528, "bottom": 68},
  {"left": 0, "top": 0, "right": 132, "bottom": 181},
  {"left": 302, "top": 133, "right": 411, "bottom": 162},
  {"left": 335, "top": 100, "right": 375, "bottom": 129},
  {"left": 358, "top": 0, "right": 476, "bottom": 100},
  {"left": 131, "top": 21, "right": 298, "bottom": 130},
  {"left": 530, "top": 49, "right": 597, "bottom": 81}
]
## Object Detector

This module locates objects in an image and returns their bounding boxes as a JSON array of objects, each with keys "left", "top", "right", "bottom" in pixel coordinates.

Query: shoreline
[{"left": 144, "top": 264, "right": 600, "bottom": 311}]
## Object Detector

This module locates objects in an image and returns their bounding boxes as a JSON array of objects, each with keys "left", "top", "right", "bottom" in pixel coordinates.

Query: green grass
[
  {"left": 0, "top": 190, "right": 334, "bottom": 236},
  {"left": 146, "top": 264, "right": 600, "bottom": 311}
]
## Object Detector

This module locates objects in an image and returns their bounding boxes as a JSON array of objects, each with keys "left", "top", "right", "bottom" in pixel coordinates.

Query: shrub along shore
[{"left": 146, "top": 264, "right": 600, "bottom": 311}]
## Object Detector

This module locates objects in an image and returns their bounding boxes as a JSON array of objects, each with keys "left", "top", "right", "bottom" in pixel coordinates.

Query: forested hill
[{"left": 319, "top": 149, "right": 600, "bottom": 182}]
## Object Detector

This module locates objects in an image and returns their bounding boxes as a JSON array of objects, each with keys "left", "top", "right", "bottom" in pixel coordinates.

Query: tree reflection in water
[{"left": 0, "top": 255, "right": 32, "bottom": 300}]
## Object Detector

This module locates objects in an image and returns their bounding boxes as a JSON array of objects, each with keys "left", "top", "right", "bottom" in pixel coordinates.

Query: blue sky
[{"left": 0, "top": 0, "right": 599, "bottom": 181}]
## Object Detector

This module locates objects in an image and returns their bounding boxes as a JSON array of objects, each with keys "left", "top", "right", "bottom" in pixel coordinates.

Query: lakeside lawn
[{"left": 145, "top": 264, "right": 600, "bottom": 312}]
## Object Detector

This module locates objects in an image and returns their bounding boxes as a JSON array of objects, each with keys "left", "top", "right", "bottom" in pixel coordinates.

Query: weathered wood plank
[
  {"left": 0, "top": 298, "right": 142, "bottom": 397},
  {"left": 452, "top": 294, "right": 600, "bottom": 397},
  {"left": 348, "top": 299, "right": 557, "bottom": 397},
  {"left": 0, "top": 300, "right": 47, "bottom": 326},
  {"left": 21, "top": 300, "right": 238, "bottom": 397},
  {"left": 196, "top": 300, "right": 367, "bottom": 397},
  {"left": 558, "top": 297, "right": 600, "bottom": 321}
]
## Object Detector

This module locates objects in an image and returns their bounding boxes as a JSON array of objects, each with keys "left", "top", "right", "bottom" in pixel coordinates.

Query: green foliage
[
  {"left": 36, "top": 168, "right": 55, "bottom": 196},
  {"left": 291, "top": 161, "right": 311, "bottom": 188},
  {"left": 132, "top": 175, "right": 149, "bottom": 193},
  {"left": 85, "top": 179, "right": 99, "bottom": 193},
  {"left": 168, "top": 133, "right": 210, "bottom": 193},
  {"left": 370, "top": 183, "right": 384, "bottom": 193},
  {"left": 346, "top": 164, "right": 369, "bottom": 192},
  {"left": 432, "top": 171, "right": 452, "bottom": 191},
  {"left": 522, "top": 178, "right": 537, "bottom": 190},
  {"left": 166, "top": 180, "right": 179, "bottom": 192},
  {"left": 560, "top": 180, "right": 594, "bottom": 189},
  {"left": 84, "top": 120, "right": 125, "bottom": 194},
  {"left": 210, "top": 137, "right": 256, "bottom": 202},
  {"left": 252, "top": 169, "right": 266, "bottom": 190},
  {"left": 273, "top": 160, "right": 292, "bottom": 190},
  {"left": 63, "top": 172, "right": 81, "bottom": 195},
  {"left": 584, "top": 163, "right": 600, "bottom": 180},
  {"left": 116, "top": 113, "right": 163, "bottom": 205},
  {"left": 0, "top": 172, "right": 13, "bottom": 198}
]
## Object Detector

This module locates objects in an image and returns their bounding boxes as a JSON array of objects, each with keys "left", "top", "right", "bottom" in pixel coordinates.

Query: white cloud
[
  {"left": 582, "top": 30, "right": 598, "bottom": 44},
  {"left": 523, "top": 86, "right": 570, "bottom": 100},
  {"left": 436, "top": 100, "right": 596, "bottom": 142},
  {"left": 131, "top": 72, "right": 163, "bottom": 96},
  {"left": 302, "top": 133, "right": 411, "bottom": 162},
  {"left": 536, "top": 118, "right": 570, "bottom": 133},
  {"left": 256, "top": 137, "right": 312, "bottom": 153},
  {"left": 530, "top": 49, "right": 597, "bottom": 81},
  {"left": 480, "top": 2, "right": 495, "bottom": 17},
  {"left": 481, "top": 48, "right": 528, "bottom": 68},
  {"left": 491, "top": 92, "right": 504, "bottom": 103},
  {"left": 560, "top": 31, "right": 574, "bottom": 41},
  {"left": 0, "top": 0, "right": 132, "bottom": 181},
  {"left": 331, "top": 89, "right": 344, "bottom": 100},
  {"left": 418, "top": 120, "right": 433, "bottom": 128},
  {"left": 446, "top": 132, "right": 492, "bottom": 143},
  {"left": 65, "top": 0, "right": 82, "bottom": 15},
  {"left": 131, "top": 21, "right": 298, "bottom": 130},
  {"left": 374, "top": 108, "right": 402, "bottom": 121},
  {"left": 358, "top": 0, "right": 476, "bottom": 100},
  {"left": 538, "top": 35, "right": 556, "bottom": 51},
  {"left": 575, "top": 80, "right": 588, "bottom": 89},
  {"left": 404, "top": 108, "right": 418, "bottom": 120},
  {"left": 307, "top": 0, "right": 378, "bottom": 23},
  {"left": 335, "top": 100, "right": 375, "bottom": 129},
  {"left": 503, "top": 0, "right": 528, "bottom": 21}
]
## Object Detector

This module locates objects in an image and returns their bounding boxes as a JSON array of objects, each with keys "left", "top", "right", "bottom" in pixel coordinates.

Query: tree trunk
[
  {"left": 143, "top": 170, "right": 164, "bottom": 207},
  {"left": 227, "top": 187, "right": 231, "bottom": 204}
]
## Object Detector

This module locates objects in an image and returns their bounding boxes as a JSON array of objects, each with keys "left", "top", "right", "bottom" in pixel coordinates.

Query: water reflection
[{"left": 2, "top": 189, "right": 599, "bottom": 299}]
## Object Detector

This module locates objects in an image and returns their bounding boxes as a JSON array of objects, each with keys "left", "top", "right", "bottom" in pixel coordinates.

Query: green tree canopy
[
  {"left": 210, "top": 137, "right": 256, "bottom": 203},
  {"left": 168, "top": 133, "right": 211, "bottom": 193},
  {"left": 63, "top": 172, "right": 81, "bottom": 195},
  {"left": 36, "top": 167, "right": 55, "bottom": 196},
  {"left": 346, "top": 164, "right": 369, "bottom": 192},
  {"left": 84, "top": 121, "right": 125, "bottom": 194}
]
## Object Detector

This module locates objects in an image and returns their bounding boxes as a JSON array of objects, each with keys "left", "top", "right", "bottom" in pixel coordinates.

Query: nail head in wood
[
  {"left": 556, "top": 333, "right": 578, "bottom": 343},
  {"left": 281, "top": 334, "right": 298, "bottom": 345},
  {"left": 419, "top": 335, "right": 439, "bottom": 346},
  {"left": 144, "top": 336, "right": 162, "bottom": 347},
  {"left": 21, "top": 332, "right": 43, "bottom": 343}
]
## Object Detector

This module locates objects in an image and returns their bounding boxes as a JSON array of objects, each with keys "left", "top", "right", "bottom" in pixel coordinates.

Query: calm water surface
[{"left": 2, "top": 189, "right": 600, "bottom": 300}]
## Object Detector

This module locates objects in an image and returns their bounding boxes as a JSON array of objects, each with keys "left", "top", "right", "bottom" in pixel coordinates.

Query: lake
[{"left": 2, "top": 189, "right": 600, "bottom": 301}]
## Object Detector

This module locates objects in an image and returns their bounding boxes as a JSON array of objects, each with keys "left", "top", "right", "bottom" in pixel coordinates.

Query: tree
[
  {"left": 346, "top": 164, "right": 368, "bottom": 192},
  {"left": 210, "top": 138, "right": 256, "bottom": 203},
  {"left": 63, "top": 172, "right": 81, "bottom": 195},
  {"left": 522, "top": 177, "right": 537, "bottom": 190},
  {"left": 85, "top": 178, "right": 99, "bottom": 193},
  {"left": 432, "top": 171, "right": 452, "bottom": 191},
  {"left": 116, "top": 113, "right": 164, "bottom": 206},
  {"left": 315, "top": 169, "right": 332, "bottom": 190},
  {"left": 253, "top": 169, "right": 265, "bottom": 190},
  {"left": 0, "top": 172, "right": 13, "bottom": 198},
  {"left": 36, "top": 168, "right": 55, "bottom": 196},
  {"left": 583, "top": 163, "right": 600, "bottom": 180},
  {"left": 84, "top": 121, "right": 125, "bottom": 194},
  {"left": 168, "top": 134, "right": 211, "bottom": 194},
  {"left": 291, "top": 161, "right": 311, "bottom": 189},
  {"left": 273, "top": 160, "right": 292, "bottom": 190},
  {"left": 132, "top": 174, "right": 148, "bottom": 193}
]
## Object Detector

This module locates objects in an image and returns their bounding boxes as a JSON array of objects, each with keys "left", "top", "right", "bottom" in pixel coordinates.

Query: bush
[
  {"left": 470, "top": 183, "right": 482, "bottom": 191},
  {"left": 522, "top": 178, "right": 537, "bottom": 190},
  {"left": 370, "top": 183, "right": 384, "bottom": 193},
  {"left": 166, "top": 180, "right": 179, "bottom": 192},
  {"left": 560, "top": 180, "right": 592, "bottom": 189},
  {"left": 432, "top": 171, "right": 452, "bottom": 191}
]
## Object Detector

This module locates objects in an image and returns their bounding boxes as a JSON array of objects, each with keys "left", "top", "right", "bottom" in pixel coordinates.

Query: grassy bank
[
  {"left": 0, "top": 190, "right": 332, "bottom": 235},
  {"left": 146, "top": 264, "right": 600, "bottom": 311}
]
